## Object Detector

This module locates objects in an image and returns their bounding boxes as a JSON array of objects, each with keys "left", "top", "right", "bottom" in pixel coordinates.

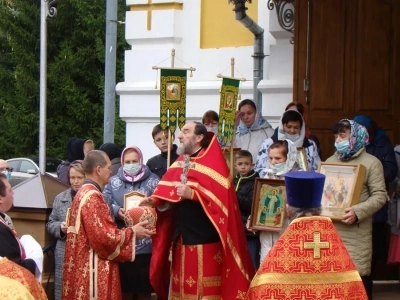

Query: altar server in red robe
[{"left": 62, "top": 150, "right": 154, "bottom": 300}]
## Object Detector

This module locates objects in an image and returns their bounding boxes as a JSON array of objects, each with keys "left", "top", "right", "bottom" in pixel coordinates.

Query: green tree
[{"left": 0, "top": 0, "right": 127, "bottom": 160}]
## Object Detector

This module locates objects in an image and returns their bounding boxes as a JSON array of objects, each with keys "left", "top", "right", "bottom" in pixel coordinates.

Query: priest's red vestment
[
  {"left": 245, "top": 216, "right": 368, "bottom": 300},
  {"left": 62, "top": 183, "right": 136, "bottom": 300},
  {"left": 0, "top": 257, "right": 47, "bottom": 300},
  {"left": 150, "top": 134, "right": 255, "bottom": 300}
]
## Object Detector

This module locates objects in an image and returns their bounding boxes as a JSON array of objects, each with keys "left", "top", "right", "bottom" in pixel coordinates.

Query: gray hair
[{"left": 287, "top": 205, "right": 321, "bottom": 220}]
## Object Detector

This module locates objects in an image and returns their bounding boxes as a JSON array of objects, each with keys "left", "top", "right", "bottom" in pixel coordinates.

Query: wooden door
[{"left": 293, "top": 0, "right": 400, "bottom": 161}]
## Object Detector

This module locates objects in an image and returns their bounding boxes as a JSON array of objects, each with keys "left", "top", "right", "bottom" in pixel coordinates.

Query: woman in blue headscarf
[
  {"left": 233, "top": 99, "right": 274, "bottom": 163},
  {"left": 326, "top": 119, "right": 387, "bottom": 299}
]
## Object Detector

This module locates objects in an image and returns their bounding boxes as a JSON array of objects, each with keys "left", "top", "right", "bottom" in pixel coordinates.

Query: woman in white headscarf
[
  {"left": 255, "top": 109, "right": 320, "bottom": 177},
  {"left": 233, "top": 99, "right": 274, "bottom": 163}
]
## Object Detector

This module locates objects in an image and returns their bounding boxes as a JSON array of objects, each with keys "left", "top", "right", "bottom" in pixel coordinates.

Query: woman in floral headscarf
[
  {"left": 234, "top": 99, "right": 274, "bottom": 163},
  {"left": 326, "top": 119, "right": 387, "bottom": 300}
]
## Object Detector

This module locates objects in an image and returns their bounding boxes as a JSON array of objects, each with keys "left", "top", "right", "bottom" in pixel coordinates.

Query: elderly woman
[
  {"left": 46, "top": 161, "right": 85, "bottom": 300},
  {"left": 234, "top": 99, "right": 274, "bottom": 163},
  {"left": 103, "top": 146, "right": 159, "bottom": 300},
  {"left": 326, "top": 119, "right": 387, "bottom": 300}
]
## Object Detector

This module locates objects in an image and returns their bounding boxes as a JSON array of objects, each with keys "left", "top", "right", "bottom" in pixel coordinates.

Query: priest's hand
[
  {"left": 60, "top": 222, "right": 68, "bottom": 234},
  {"left": 139, "top": 197, "right": 155, "bottom": 207},
  {"left": 118, "top": 207, "right": 126, "bottom": 220},
  {"left": 342, "top": 207, "right": 357, "bottom": 225},
  {"left": 133, "top": 220, "right": 155, "bottom": 239},
  {"left": 176, "top": 183, "right": 192, "bottom": 199}
]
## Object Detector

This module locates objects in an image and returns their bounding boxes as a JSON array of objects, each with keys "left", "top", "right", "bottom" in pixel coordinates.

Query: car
[{"left": 7, "top": 157, "right": 63, "bottom": 187}]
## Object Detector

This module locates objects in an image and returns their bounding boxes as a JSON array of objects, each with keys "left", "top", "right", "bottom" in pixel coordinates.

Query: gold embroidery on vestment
[
  {"left": 303, "top": 232, "right": 330, "bottom": 259},
  {"left": 227, "top": 233, "right": 250, "bottom": 281},
  {"left": 108, "top": 229, "right": 125, "bottom": 260},
  {"left": 202, "top": 276, "right": 221, "bottom": 287},
  {"left": 168, "top": 162, "right": 230, "bottom": 189},
  {"left": 186, "top": 276, "right": 196, "bottom": 288},
  {"left": 250, "top": 270, "right": 362, "bottom": 288}
]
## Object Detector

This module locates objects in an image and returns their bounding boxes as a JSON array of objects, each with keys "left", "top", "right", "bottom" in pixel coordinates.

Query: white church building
[{"left": 116, "top": 0, "right": 294, "bottom": 161}]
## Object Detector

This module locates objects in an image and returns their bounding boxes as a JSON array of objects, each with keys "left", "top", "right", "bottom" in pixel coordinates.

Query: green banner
[
  {"left": 218, "top": 77, "right": 240, "bottom": 145},
  {"left": 160, "top": 69, "right": 187, "bottom": 134}
]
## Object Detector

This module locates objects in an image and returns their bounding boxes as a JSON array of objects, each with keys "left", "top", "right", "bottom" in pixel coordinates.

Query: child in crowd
[
  {"left": 234, "top": 150, "right": 260, "bottom": 269},
  {"left": 146, "top": 124, "right": 179, "bottom": 179},
  {"left": 249, "top": 139, "right": 301, "bottom": 264},
  {"left": 255, "top": 109, "right": 320, "bottom": 177}
]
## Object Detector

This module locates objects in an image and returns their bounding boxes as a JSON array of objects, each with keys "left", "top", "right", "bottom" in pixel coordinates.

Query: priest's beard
[{"left": 177, "top": 136, "right": 196, "bottom": 155}]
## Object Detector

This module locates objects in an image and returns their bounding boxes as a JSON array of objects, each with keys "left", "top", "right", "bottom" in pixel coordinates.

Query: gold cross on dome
[
  {"left": 130, "top": 1, "right": 183, "bottom": 31},
  {"left": 303, "top": 232, "right": 330, "bottom": 258}
]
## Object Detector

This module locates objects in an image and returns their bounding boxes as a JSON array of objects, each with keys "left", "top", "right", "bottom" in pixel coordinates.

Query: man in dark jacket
[
  {"left": 234, "top": 149, "right": 260, "bottom": 269},
  {"left": 354, "top": 115, "right": 398, "bottom": 282},
  {"left": 146, "top": 124, "right": 179, "bottom": 178}
]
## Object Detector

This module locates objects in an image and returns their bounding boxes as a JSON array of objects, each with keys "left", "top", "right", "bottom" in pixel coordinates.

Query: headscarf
[
  {"left": 99, "top": 143, "right": 122, "bottom": 161},
  {"left": 264, "top": 139, "right": 299, "bottom": 178},
  {"left": 120, "top": 146, "right": 145, "bottom": 182},
  {"left": 277, "top": 109, "right": 306, "bottom": 148},
  {"left": 66, "top": 138, "right": 87, "bottom": 162},
  {"left": 236, "top": 100, "right": 272, "bottom": 135},
  {"left": 353, "top": 115, "right": 386, "bottom": 142},
  {"left": 336, "top": 119, "right": 369, "bottom": 161}
]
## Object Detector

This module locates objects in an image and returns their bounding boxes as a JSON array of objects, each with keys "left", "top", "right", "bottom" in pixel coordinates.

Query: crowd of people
[{"left": 0, "top": 99, "right": 400, "bottom": 300}]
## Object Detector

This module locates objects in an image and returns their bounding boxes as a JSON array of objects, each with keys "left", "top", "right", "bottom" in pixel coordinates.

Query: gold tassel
[{"left": 238, "top": 92, "right": 241, "bottom": 100}]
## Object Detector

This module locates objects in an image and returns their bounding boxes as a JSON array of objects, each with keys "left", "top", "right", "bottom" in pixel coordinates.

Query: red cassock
[
  {"left": 246, "top": 216, "right": 368, "bottom": 300},
  {"left": 62, "top": 184, "right": 136, "bottom": 300},
  {"left": 150, "top": 134, "right": 255, "bottom": 300}
]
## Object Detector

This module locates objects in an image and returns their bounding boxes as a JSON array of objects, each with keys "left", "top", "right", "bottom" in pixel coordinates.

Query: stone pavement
[{"left": 373, "top": 281, "right": 400, "bottom": 300}]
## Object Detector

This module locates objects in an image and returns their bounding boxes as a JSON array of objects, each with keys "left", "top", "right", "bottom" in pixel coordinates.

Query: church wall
[{"left": 117, "top": 0, "right": 295, "bottom": 161}]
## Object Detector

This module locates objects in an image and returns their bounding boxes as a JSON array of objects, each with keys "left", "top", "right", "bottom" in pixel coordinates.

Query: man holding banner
[{"left": 140, "top": 121, "right": 254, "bottom": 300}]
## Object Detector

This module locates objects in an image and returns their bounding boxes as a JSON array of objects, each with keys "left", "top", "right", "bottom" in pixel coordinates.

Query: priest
[
  {"left": 62, "top": 150, "right": 154, "bottom": 300},
  {"left": 141, "top": 122, "right": 255, "bottom": 300},
  {"left": 245, "top": 171, "right": 368, "bottom": 299}
]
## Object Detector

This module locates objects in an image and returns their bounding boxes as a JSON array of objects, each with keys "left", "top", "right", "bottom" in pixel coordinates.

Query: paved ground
[{"left": 373, "top": 281, "right": 400, "bottom": 300}]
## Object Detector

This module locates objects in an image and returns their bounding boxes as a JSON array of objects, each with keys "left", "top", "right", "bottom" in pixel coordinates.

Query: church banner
[
  {"left": 160, "top": 69, "right": 187, "bottom": 133},
  {"left": 219, "top": 77, "right": 240, "bottom": 145}
]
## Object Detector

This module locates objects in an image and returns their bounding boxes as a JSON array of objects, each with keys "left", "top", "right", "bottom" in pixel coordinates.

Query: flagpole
[
  {"left": 229, "top": 58, "right": 235, "bottom": 177},
  {"left": 166, "top": 49, "right": 175, "bottom": 169}
]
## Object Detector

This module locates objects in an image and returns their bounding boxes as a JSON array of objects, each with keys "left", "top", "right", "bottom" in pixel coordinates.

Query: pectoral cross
[{"left": 178, "top": 154, "right": 195, "bottom": 184}]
